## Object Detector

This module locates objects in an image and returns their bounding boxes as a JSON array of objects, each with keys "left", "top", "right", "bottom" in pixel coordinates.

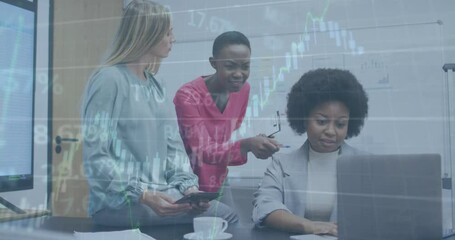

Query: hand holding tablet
[{"left": 175, "top": 192, "right": 222, "bottom": 204}]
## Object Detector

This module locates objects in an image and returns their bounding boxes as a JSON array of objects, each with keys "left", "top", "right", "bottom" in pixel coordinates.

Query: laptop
[{"left": 337, "top": 154, "right": 442, "bottom": 240}]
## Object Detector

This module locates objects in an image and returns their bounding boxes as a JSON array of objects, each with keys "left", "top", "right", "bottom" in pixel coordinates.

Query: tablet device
[{"left": 175, "top": 192, "right": 221, "bottom": 204}]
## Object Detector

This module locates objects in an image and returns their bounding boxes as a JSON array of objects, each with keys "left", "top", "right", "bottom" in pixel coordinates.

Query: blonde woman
[{"left": 81, "top": 0, "right": 237, "bottom": 227}]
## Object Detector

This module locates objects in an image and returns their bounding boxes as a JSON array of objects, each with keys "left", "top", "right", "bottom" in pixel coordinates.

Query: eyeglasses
[{"left": 267, "top": 110, "right": 281, "bottom": 138}]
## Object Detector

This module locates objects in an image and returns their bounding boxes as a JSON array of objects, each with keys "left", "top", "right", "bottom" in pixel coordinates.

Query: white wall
[
  {"left": 152, "top": 0, "right": 455, "bottom": 230},
  {"left": 154, "top": 0, "right": 455, "bottom": 177}
]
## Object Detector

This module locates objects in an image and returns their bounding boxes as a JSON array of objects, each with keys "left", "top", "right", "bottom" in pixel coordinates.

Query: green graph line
[
  {"left": 260, "top": 0, "right": 331, "bottom": 108},
  {"left": 125, "top": 193, "right": 142, "bottom": 229}
]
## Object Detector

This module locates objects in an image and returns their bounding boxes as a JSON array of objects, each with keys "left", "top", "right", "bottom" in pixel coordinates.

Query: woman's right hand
[
  {"left": 241, "top": 136, "right": 280, "bottom": 159},
  {"left": 141, "top": 191, "right": 192, "bottom": 216},
  {"left": 307, "top": 221, "right": 338, "bottom": 236}
]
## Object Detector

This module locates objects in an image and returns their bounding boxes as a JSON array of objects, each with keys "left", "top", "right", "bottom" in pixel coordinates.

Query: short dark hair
[
  {"left": 286, "top": 68, "right": 369, "bottom": 139},
  {"left": 212, "top": 31, "right": 251, "bottom": 57}
]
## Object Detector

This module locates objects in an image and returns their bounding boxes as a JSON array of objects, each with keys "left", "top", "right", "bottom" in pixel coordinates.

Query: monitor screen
[{"left": 0, "top": 0, "right": 36, "bottom": 192}]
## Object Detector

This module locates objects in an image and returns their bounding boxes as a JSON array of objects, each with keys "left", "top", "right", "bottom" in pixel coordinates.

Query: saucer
[{"left": 183, "top": 232, "right": 232, "bottom": 240}]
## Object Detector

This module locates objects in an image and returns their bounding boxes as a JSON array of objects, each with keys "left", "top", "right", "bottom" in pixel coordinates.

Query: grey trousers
[{"left": 92, "top": 188, "right": 238, "bottom": 227}]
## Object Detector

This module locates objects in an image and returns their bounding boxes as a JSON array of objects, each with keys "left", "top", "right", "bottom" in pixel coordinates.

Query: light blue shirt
[{"left": 81, "top": 64, "right": 198, "bottom": 216}]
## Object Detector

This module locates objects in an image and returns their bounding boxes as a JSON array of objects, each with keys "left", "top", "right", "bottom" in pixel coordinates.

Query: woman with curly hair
[{"left": 252, "top": 68, "right": 369, "bottom": 236}]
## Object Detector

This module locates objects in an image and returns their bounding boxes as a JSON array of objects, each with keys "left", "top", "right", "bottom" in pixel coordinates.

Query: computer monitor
[{"left": 0, "top": 0, "right": 36, "bottom": 212}]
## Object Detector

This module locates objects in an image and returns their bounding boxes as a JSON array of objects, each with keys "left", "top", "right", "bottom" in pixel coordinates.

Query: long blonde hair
[{"left": 104, "top": 0, "right": 170, "bottom": 73}]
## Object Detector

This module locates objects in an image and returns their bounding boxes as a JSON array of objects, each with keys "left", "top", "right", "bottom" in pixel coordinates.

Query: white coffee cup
[{"left": 193, "top": 217, "right": 228, "bottom": 237}]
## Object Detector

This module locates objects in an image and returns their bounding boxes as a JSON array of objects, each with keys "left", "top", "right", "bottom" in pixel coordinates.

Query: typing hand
[
  {"left": 141, "top": 191, "right": 192, "bottom": 216},
  {"left": 308, "top": 221, "right": 338, "bottom": 236}
]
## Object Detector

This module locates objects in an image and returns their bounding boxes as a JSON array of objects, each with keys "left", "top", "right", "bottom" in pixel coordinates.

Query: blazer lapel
[{"left": 280, "top": 142, "right": 310, "bottom": 218}]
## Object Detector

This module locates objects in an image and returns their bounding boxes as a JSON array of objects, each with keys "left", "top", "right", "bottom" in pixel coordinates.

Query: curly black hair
[{"left": 286, "top": 68, "right": 368, "bottom": 139}]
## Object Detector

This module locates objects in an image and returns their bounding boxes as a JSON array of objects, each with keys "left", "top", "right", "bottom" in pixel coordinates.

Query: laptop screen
[{"left": 337, "top": 154, "right": 442, "bottom": 240}]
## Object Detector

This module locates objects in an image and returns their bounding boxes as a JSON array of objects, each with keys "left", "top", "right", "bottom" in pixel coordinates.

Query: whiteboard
[{"left": 154, "top": 0, "right": 451, "bottom": 179}]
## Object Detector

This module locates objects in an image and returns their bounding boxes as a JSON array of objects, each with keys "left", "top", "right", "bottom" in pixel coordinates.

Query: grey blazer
[{"left": 252, "top": 140, "right": 365, "bottom": 227}]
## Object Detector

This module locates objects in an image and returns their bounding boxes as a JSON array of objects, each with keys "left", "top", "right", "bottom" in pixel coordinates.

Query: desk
[
  {"left": 0, "top": 216, "right": 290, "bottom": 240},
  {"left": 0, "top": 208, "right": 50, "bottom": 222},
  {"left": 1, "top": 216, "right": 455, "bottom": 240}
]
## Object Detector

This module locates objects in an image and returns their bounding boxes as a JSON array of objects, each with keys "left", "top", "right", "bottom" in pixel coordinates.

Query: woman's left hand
[
  {"left": 183, "top": 186, "right": 199, "bottom": 195},
  {"left": 183, "top": 187, "right": 211, "bottom": 214},
  {"left": 190, "top": 201, "right": 210, "bottom": 214}
]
